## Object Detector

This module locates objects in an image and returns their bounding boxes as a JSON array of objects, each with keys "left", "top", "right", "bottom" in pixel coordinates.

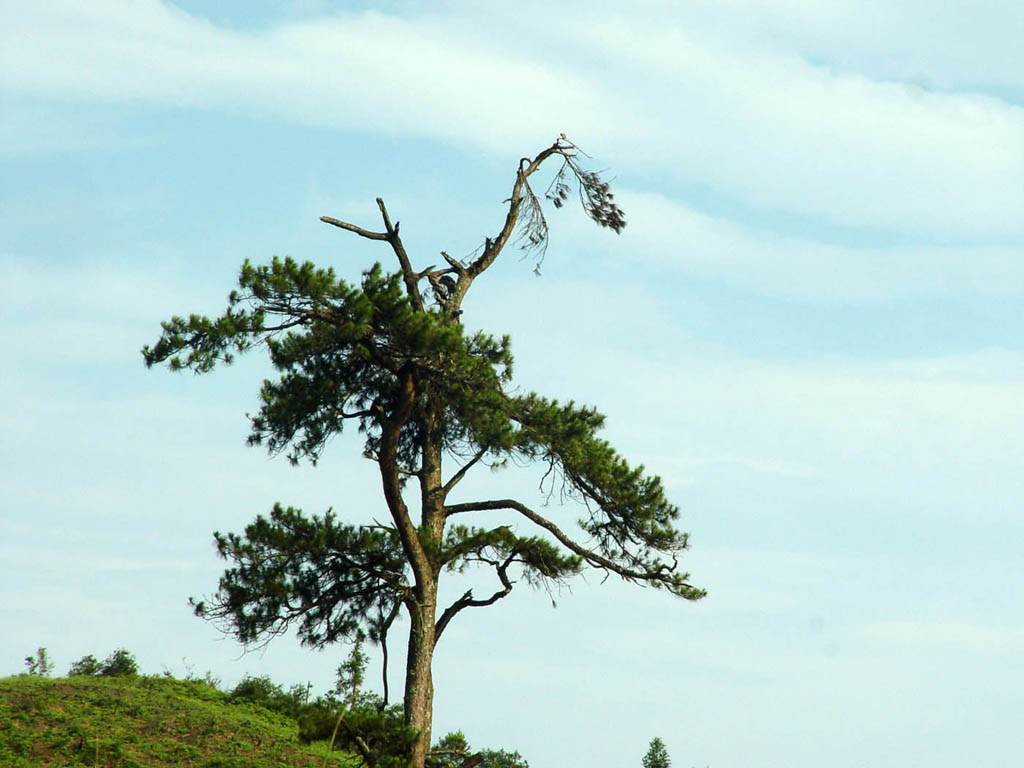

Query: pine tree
[
  {"left": 144, "top": 137, "right": 705, "bottom": 768},
  {"left": 642, "top": 737, "right": 671, "bottom": 768}
]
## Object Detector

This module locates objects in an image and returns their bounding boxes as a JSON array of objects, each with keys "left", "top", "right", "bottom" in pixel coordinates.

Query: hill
[{"left": 0, "top": 673, "right": 355, "bottom": 767}]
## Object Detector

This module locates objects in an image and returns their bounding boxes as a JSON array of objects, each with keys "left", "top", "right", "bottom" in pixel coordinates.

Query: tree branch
[
  {"left": 379, "top": 366, "right": 431, "bottom": 587},
  {"left": 441, "top": 448, "right": 487, "bottom": 497},
  {"left": 466, "top": 142, "right": 564, "bottom": 279},
  {"left": 319, "top": 216, "right": 388, "bottom": 241},
  {"left": 376, "top": 599, "right": 402, "bottom": 709},
  {"left": 434, "top": 553, "right": 515, "bottom": 641},
  {"left": 437, "top": 140, "right": 569, "bottom": 312},
  {"left": 319, "top": 199, "right": 424, "bottom": 312},
  {"left": 376, "top": 198, "right": 424, "bottom": 312},
  {"left": 337, "top": 717, "right": 376, "bottom": 767},
  {"left": 444, "top": 499, "right": 699, "bottom": 594}
]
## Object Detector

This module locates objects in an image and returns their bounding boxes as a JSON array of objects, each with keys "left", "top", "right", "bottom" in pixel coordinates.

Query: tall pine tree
[{"left": 144, "top": 137, "right": 705, "bottom": 768}]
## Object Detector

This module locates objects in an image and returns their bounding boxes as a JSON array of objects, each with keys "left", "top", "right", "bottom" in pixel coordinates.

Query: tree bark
[
  {"left": 404, "top": 579, "right": 438, "bottom": 768},
  {"left": 404, "top": 396, "right": 446, "bottom": 767}
]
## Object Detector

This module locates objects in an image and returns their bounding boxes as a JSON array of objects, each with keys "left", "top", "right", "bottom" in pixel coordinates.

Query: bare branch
[
  {"left": 319, "top": 215, "right": 388, "bottom": 241},
  {"left": 376, "top": 198, "right": 424, "bottom": 312},
  {"left": 440, "top": 251, "right": 468, "bottom": 275},
  {"left": 319, "top": 199, "right": 425, "bottom": 312},
  {"left": 466, "top": 142, "right": 564, "bottom": 280},
  {"left": 376, "top": 599, "right": 402, "bottom": 709},
  {"left": 434, "top": 553, "right": 515, "bottom": 640},
  {"left": 440, "top": 448, "right": 488, "bottom": 498}
]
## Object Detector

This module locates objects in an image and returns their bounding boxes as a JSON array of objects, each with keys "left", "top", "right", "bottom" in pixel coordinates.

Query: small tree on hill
[
  {"left": 144, "top": 137, "right": 705, "bottom": 768},
  {"left": 23, "top": 647, "right": 54, "bottom": 677},
  {"left": 68, "top": 654, "right": 102, "bottom": 676},
  {"left": 642, "top": 737, "right": 671, "bottom": 768},
  {"left": 99, "top": 648, "right": 139, "bottom": 677}
]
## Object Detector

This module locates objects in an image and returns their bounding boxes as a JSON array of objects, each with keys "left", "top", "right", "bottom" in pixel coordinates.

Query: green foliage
[
  {"left": 642, "top": 737, "right": 671, "bottom": 768},
  {"left": 430, "top": 731, "right": 529, "bottom": 768},
  {"left": 299, "top": 701, "right": 415, "bottom": 768},
  {"left": 161, "top": 252, "right": 701, "bottom": 655},
  {"left": 0, "top": 674, "right": 352, "bottom": 767},
  {"left": 229, "top": 674, "right": 282, "bottom": 703},
  {"left": 68, "top": 654, "right": 102, "bottom": 676},
  {"left": 441, "top": 523, "right": 582, "bottom": 583},
  {"left": 178, "top": 661, "right": 223, "bottom": 690},
  {"left": 223, "top": 649, "right": 416, "bottom": 768},
  {"left": 143, "top": 258, "right": 511, "bottom": 472},
  {"left": 192, "top": 504, "right": 407, "bottom": 649},
  {"left": 68, "top": 649, "right": 140, "bottom": 677},
  {"left": 332, "top": 642, "right": 370, "bottom": 707},
  {"left": 145, "top": 140, "right": 699, "bottom": 768},
  {"left": 100, "top": 648, "right": 139, "bottom": 677},
  {"left": 7, "top": 648, "right": 529, "bottom": 768},
  {"left": 23, "top": 648, "right": 54, "bottom": 677},
  {"left": 434, "top": 731, "right": 470, "bottom": 755},
  {"left": 229, "top": 675, "right": 306, "bottom": 715},
  {"left": 476, "top": 749, "right": 530, "bottom": 768}
]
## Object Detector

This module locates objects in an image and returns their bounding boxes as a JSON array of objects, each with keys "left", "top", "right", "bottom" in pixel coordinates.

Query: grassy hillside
[{"left": 0, "top": 674, "right": 357, "bottom": 767}]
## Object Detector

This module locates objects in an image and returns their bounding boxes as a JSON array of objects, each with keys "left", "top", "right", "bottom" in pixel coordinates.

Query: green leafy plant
[
  {"left": 68, "top": 654, "right": 103, "bottom": 676},
  {"left": 431, "top": 731, "right": 528, "bottom": 768},
  {"left": 99, "top": 649, "right": 139, "bottom": 677},
  {"left": 23, "top": 648, "right": 54, "bottom": 677}
]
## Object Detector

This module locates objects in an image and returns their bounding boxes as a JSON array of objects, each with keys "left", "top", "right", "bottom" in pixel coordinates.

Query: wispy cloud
[
  {"left": 659, "top": 0, "right": 1024, "bottom": 92},
  {"left": 562, "top": 14, "right": 1024, "bottom": 238},
  {"left": 4, "top": 1, "right": 1023, "bottom": 238},
  {"left": 604, "top": 190, "right": 1024, "bottom": 301}
]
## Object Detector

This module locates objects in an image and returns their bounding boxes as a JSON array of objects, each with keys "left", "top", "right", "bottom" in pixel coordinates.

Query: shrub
[
  {"left": 99, "top": 649, "right": 139, "bottom": 677},
  {"left": 68, "top": 654, "right": 103, "bottom": 676},
  {"left": 299, "top": 701, "right": 415, "bottom": 768},
  {"left": 431, "top": 731, "right": 529, "bottom": 768},
  {"left": 228, "top": 675, "right": 308, "bottom": 718},
  {"left": 229, "top": 675, "right": 283, "bottom": 704},
  {"left": 66, "top": 649, "right": 139, "bottom": 677}
]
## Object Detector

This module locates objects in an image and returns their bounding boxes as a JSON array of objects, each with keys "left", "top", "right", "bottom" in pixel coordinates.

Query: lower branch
[
  {"left": 444, "top": 499, "right": 702, "bottom": 597},
  {"left": 434, "top": 555, "right": 515, "bottom": 641},
  {"left": 376, "top": 600, "right": 402, "bottom": 709}
]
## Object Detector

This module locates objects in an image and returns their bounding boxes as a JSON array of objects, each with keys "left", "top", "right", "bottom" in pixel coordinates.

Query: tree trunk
[
  {"left": 402, "top": 397, "right": 446, "bottom": 767},
  {"left": 404, "top": 579, "right": 438, "bottom": 768}
]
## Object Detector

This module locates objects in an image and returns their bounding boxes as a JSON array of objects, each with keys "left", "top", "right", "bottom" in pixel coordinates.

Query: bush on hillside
[
  {"left": 228, "top": 675, "right": 311, "bottom": 718},
  {"left": 431, "top": 731, "right": 529, "bottom": 768},
  {"left": 68, "top": 648, "right": 139, "bottom": 677},
  {"left": 67, "top": 654, "right": 102, "bottom": 676}
]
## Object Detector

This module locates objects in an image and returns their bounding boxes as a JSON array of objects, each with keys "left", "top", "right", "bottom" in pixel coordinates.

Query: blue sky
[{"left": 2, "top": 1, "right": 1023, "bottom": 766}]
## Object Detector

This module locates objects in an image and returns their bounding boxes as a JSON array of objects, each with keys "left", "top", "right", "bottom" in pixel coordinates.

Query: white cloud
[
  {"left": 4, "top": 1, "right": 1023, "bottom": 238},
  {"left": 563, "top": 15, "right": 1024, "bottom": 238},
  {"left": 659, "top": 0, "right": 1024, "bottom": 93},
  {"left": 606, "top": 190, "right": 1024, "bottom": 301},
  {"left": 487, "top": 275, "right": 1024, "bottom": 517},
  {"left": 0, "top": 1, "right": 604, "bottom": 150},
  {"left": 647, "top": 350, "right": 1024, "bottom": 503}
]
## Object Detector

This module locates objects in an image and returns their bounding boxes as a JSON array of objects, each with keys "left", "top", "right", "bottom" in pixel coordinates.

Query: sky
[{"left": 2, "top": 1, "right": 1023, "bottom": 766}]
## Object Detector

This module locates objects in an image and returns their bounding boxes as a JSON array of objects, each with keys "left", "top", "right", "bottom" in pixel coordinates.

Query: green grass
[{"left": 0, "top": 674, "right": 358, "bottom": 767}]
